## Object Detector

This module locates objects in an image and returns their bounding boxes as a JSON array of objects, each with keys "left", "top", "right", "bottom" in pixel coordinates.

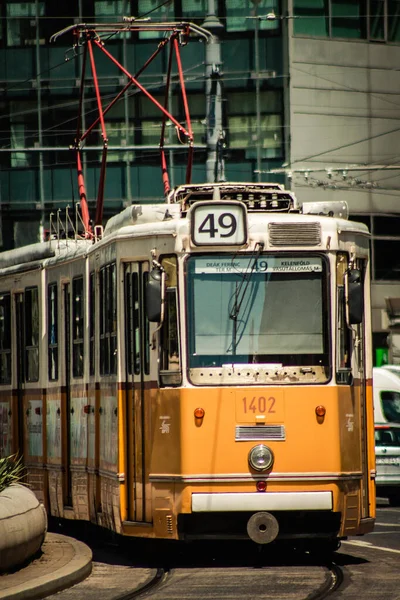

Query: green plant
[{"left": 0, "top": 454, "right": 26, "bottom": 493}]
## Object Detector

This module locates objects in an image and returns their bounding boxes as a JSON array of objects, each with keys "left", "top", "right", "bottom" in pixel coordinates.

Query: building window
[
  {"left": 0, "top": 293, "right": 11, "bottom": 385},
  {"left": 25, "top": 287, "right": 39, "bottom": 382},
  {"left": 350, "top": 214, "right": 400, "bottom": 281},
  {"left": 374, "top": 240, "right": 400, "bottom": 280},
  {"left": 225, "top": 0, "right": 280, "bottom": 32},
  {"left": 94, "top": 1, "right": 131, "bottom": 39},
  {"left": 373, "top": 216, "right": 400, "bottom": 280},
  {"left": 226, "top": 90, "right": 283, "bottom": 159},
  {"left": 388, "top": 0, "right": 400, "bottom": 41},
  {"left": 138, "top": 0, "right": 176, "bottom": 38},
  {"left": 6, "top": 2, "right": 45, "bottom": 47},
  {"left": 293, "top": 0, "right": 400, "bottom": 41},
  {"left": 48, "top": 282, "right": 58, "bottom": 381},
  {"left": 331, "top": 0, "right": 365, "bottom": 39},
  {"left": 293, "top": 0, "right": 329, "bottom": 36},
  {"left": 178, "top": 0, "right": 207, "bottom": 21},
  {"left": 369, "top": 0, "right": 385, "bottom": 40},
  {"left": 100, "top": 263, "right": 117, "bottom": 376},
  {"left": 9, "top": 102, "right": 38, "bottom": 168},
  {"left": 72, "top": 277, "right": 84, "bottom": 378}
]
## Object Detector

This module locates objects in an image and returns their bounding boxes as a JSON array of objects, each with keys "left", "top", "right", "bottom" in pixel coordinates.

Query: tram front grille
[
  {"left": 235, "top": 425, "right": 286, "bottom": 441},
  {"left": 268, "top": 222, "right": 321, "bottom": 246}
]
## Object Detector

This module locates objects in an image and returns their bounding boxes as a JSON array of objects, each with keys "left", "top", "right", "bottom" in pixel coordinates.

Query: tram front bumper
[
  {"left": 191, "top": 491, "right": 333, "bottom": 512},
  {"left": 178, "top": 491, "right": 338, "bottom": 543}
]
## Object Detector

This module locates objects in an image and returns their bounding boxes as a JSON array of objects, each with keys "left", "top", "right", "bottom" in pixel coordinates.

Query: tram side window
[
  {"left": 160, "top": 255, "right": 180, "bottom": 384},
  {"left": 126, "top": 271, "right": 139, "bottom": 375},
  {"left": 72, "top": 277, "right": 84, "bottom": 378},
  {"left": 25, "top": 287, "right": 39, "bottom": 382},
  {"left": 48, "top": 283, "right": 58, "bottom": 381},
  {"left": 143, "top": 271, "right": 150, "bottom": 376},
  {"left": 336, "top": 254, "right": 351, "bottom": 384},
  {"left": 100, "top": 263, "right": 117, "bottom": 376},
  {"left": 125, "top": 267, "right": 150, "bottom": 377},
  {"left": 89, "top": 272, "right": 95, "bottom": 377},
  {"left": 0, "top": 293, "right": 11, "bottom": 384}
]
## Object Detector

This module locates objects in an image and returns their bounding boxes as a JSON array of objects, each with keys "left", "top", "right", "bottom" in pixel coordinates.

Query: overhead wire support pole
[
  {"left": 91, "top": 38, "right": 191, "bottom": 139},
  {"left": 74, "top": 35, "right": 91, "bottom": 236},
  {"left": 87, "top": 37, "right": 108, "bottom": 227},
  {"left": 76, "top": 151, "right": 91, "bottom": 236},
  {"left": 203, "top": 3, "right": 225, "bottom": 184},
  {"left": 81, "top": 39, "right": 169, "bottom": 143},
  {"left": 50, "top": 21, "right": 213, "bottom": 229},
  {"left": 173, "top": 35, "right": 194, "bottom": 185},
  {"left": 160, "top": 37, "right": 175, "bottom": 196}
]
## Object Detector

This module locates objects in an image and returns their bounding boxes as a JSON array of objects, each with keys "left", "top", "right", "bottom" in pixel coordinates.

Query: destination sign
[
  {"left": 191, "top": 201, "right": 247, "bottom": 246},
  {"left": 194, "top": 257, "right": 323, "bottom": 274}
]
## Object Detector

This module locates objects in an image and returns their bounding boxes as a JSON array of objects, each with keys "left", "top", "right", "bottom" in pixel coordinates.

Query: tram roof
[
  {"left": 0, "top": 239, "right": 90, "bottom": 275},
  {"left": 0, "top": 183, "right": 370, "bottom": 274}
]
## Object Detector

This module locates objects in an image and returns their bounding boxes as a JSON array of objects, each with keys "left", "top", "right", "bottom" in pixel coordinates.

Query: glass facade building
[
  {"left": 2, "top": 0, "right": 400, "bottom": 360},
  {"left": 0, "top": 0, "right": 284, "bottom": 249}
]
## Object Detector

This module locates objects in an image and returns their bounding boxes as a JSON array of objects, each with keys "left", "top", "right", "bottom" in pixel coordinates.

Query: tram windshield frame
[{"left": 185, "top": 253, "right": 330, "bottom": 370}]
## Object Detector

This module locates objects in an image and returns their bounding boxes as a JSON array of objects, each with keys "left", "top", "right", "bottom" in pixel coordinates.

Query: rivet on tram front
[
  {"left": 194, "top": 407, "right": 205, "bottom": 427},
  {"left": 315, "top": 405, "right": 326, "bottom": 423}
]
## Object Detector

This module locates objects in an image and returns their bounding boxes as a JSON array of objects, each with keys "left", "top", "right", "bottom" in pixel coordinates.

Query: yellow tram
[{"left": 0, "top": 181, "right": 375, "bottom": 550}]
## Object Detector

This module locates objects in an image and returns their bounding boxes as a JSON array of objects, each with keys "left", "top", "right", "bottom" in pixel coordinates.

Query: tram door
[
  {"left": 124, "top": 262, "right": 151, "bottom": 523},
  {"left": 357, "top": 259, "right": 370, "bottom": 519},
  {"left": 15, "top": 293, "right": 25, "bottom": 458},
  {"left": 62, "top": 283, "right": 72, "bottom": 507}
]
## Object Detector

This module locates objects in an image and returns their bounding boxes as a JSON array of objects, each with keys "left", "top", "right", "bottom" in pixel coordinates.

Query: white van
[
  {"left": 373, "top": 367, "right": 400, "bottom": 424},
  {"left": 373, "top": 367, "right": 400, "bottom": 505}
]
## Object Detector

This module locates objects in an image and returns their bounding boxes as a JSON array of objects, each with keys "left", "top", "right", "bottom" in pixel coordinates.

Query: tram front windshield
[{"left": 186, "top": 254, "right": 328, "bottom": 369}]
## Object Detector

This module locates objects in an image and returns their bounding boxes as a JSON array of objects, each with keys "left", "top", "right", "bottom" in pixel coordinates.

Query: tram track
[
  {"left": 110, "top": 562, "right": 344, "bottom": 600},
  {"left": 112, "top": 568, "right": 169, "bottom": 600},
  {"left": 307, "top": 563, "right": 344, "bottom": 600}
]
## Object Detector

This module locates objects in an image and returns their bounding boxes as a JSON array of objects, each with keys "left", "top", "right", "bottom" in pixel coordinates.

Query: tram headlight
[{"left": 248, "top": 445, "right": 274, "bottom": 472}]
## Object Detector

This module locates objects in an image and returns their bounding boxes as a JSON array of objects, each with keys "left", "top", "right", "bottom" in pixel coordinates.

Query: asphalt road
[{"left": 47, "top": 499, "right": 400, "bottom": 600}]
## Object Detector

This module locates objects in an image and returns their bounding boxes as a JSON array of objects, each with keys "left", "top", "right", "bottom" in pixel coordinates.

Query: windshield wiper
[{"left": 229, "top": 242, "right": 264, "bottom": 355}]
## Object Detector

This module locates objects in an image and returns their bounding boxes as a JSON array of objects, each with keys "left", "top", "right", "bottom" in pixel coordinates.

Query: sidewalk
[{"left": 0, "top": 533, "right": 92, "bottom": 600}]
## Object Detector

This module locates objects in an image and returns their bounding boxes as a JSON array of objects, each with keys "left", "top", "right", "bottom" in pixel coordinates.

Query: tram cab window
[
  {"left": 160, "top": 255, "right": 181, "bottom": 386},
  {"left": 336, "top": 253, "right": 366, "bottom": 384},
  {"left": 336, "top": 254, "right": 352, "bottom": 384},
  {"left": 0, "top": 292, "right": 11, "bottom": 384},
  {"left": 186, "top": 254, "right": 329, "bottom": 373}
]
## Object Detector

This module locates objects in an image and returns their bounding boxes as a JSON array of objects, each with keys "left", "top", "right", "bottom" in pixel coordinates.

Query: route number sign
[{"left": 191, "top": 201, "right": 247, "bottom": 246}]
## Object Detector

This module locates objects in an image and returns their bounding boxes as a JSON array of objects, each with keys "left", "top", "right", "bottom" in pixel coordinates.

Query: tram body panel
[
  {"left": 155, "top": 385, "right": 364, "bottom": 476},
  {"left": 145, "top": 380, "right": 373, "bottom": 540},
  {"left": 0, "top": 184, "right": 376, "bottom": 547}
]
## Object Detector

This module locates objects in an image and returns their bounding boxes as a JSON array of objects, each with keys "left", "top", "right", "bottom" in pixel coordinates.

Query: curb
[{"left": 0, "top": 534, "right": 92, "bottom": 600}]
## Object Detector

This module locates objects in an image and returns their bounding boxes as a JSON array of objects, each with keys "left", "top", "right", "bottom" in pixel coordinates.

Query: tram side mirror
[
  {"left": 146, "top": 268, "right": 163, "bottom": 322},
  {"left": 346, "top": 268, "right": 364, "bottom": 325}
]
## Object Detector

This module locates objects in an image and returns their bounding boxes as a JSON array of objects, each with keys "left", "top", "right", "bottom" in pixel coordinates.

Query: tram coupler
[{"left": 246, "top": 512, "right": 279, "bottom": 544}]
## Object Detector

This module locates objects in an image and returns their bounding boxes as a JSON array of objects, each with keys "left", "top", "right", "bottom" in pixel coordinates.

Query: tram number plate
[
  {"left": 191, "top": 202, "right": 247, "bottom": 246},
  {"left": 236, "top": 391, "right": 284, "bottom": 423}
]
